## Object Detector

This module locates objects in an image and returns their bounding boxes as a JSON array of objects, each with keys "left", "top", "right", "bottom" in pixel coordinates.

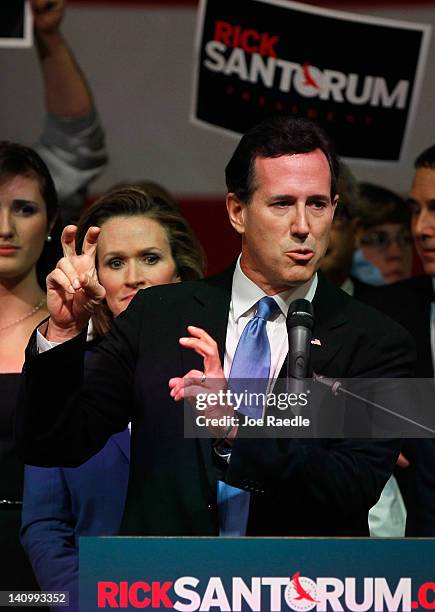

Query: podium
[{"left": 79, "top": 537, "right": 435, "bottom": 611}]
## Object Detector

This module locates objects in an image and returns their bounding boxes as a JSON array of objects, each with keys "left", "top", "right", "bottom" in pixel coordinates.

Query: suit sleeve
[
  {"left": 20, "top": 466, "right": 79, "bottom": 612},
  {"left": 15, "top": 292, "right": 144, "bottom": 467},
  {"left": 227, "top": 318, "right": 415, "bottom": 520}
]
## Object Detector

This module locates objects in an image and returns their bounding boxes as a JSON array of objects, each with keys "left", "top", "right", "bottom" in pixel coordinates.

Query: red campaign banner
[{"left": 191, "top": 0, "right": 432, "bottom": 162}]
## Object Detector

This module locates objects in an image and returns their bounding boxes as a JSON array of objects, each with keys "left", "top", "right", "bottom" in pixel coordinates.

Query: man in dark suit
[
  {"left": 361, "top": 145, "right": 435, "bottom": 535},
  {"left": 17, "top": 116, "right": 415, "bottom": 537},
  {"left": 364, "top": 145, "right": 434, "bottom": 375},
  {"left": 320, "top": 164, "right": 410, "bottom": 537}
]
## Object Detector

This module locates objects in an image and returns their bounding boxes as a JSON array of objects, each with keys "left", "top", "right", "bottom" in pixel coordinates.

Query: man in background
[
  {"left": 321, "top": 167, "right": 412, "bottom": 290},
  {"left": 362, "top": 145, "right": 435, "bottom": 535},
  {"left": 320, "top": 164, "right": 409, "bottom": 537}
]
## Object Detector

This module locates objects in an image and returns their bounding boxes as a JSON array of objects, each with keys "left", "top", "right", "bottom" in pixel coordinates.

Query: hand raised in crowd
[
  {"left": 31, "top": 0, "right": 64, "bottom": 35},
  {"left": 169, "top": 326, "right": 238, "bottom": 441},
  {"left": 46, "top": 225, "right": 106, "bottom": 341}
]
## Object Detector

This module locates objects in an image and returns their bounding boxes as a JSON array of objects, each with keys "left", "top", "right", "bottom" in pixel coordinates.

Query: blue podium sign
[{"left": 80, "top": 537, "right": 435, "bottom": 611}]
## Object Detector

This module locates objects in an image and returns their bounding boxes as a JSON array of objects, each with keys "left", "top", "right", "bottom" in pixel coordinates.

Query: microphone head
[{"left": 286, "top": 299, "right": 315, "bottom": 330}]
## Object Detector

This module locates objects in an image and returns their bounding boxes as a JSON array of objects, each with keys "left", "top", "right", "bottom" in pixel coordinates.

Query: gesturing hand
[
  {"left": 31, "top": 0, "right": 64, "bottom": 35},
  {"left": 169, "top": 326, "right": 238, "bottom": 441},
  {"left": 46, "top": 225, "right": 106, "bottom": 341}
]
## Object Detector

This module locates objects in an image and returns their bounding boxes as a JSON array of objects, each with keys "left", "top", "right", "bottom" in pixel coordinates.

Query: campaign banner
[
  {"left": 191, "top": 0, "right": 431, "bottom": 162},
  {"left": 0, "top": 1, "right": 32, "bottom": 48},
  {"left": 80, "top": 537, "right": 435, "bottom": 611}
]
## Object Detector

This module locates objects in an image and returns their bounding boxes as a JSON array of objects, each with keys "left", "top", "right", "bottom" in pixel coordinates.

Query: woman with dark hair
[
  {"left": 0, "top": 141, "right": 58, "bottom": 595},
  {"left": 21, "top": 186, "right": 205, "bottom": 611}
]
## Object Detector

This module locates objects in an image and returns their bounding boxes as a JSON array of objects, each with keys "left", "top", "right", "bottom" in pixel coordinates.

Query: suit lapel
[
  {"left": 177, "top": 268, "right": 234, "bottom": 496},
  {"left": 310, "top": 273, "right": 349, "bottom": 375},
  {"left": 277, "top": 272, "right": 349, "bottom": 379},
  {"left": 178, "top": 269, "right": 233, "bottom": 375}
]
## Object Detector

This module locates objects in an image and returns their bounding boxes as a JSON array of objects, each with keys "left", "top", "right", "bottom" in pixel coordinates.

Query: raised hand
[
  {"left": 31, "top": 0, "right": 64, "bottom": 36},
  {"left": 169, "top": 326, "right": 238, "bottom": 441},
  {"left": 46, "top": 225, "right": 106, "bottom": 341}
]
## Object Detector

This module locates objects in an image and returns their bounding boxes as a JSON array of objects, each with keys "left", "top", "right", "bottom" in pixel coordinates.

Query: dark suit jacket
[
  {"left": 16, "top": 270, "right": 415, "bottom": 537},
  {"left": 351, "top": 276, "right": 381, "bottom": 303},
  {"left": 359, "top": 274, "right": 434, "bottom": 535},
  {"left": 20, "top": 430, "right": 129, "bottom": 612},
  {"left": 360, "top": 275, "right": 433, "bottom": 378}
]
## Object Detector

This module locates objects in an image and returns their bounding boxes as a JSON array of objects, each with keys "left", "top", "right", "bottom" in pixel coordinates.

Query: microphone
[{"left": 285, "top": 299, "right": 314, "bottom": 400}]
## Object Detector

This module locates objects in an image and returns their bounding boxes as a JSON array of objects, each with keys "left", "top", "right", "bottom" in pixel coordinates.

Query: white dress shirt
[{"left": 224, "top": 257, "right": 318, "bottom": 386}]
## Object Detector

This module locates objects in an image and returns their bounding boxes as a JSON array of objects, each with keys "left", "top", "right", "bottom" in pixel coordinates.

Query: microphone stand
[{"left": 313, "top": 372, "right": 435, "bottom": 436}]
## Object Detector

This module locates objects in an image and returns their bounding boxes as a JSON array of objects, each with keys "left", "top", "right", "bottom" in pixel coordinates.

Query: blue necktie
[
  {"left": 229, "top": 296, "right": 279, "bottom": 417},
  {"left": 218, "top": 296, "right": 279, "bottom": 536}
]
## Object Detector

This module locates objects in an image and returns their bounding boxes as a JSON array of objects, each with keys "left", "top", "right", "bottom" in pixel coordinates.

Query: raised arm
[
  {"left": 44, "top": 224, "right": 106, "bottom": 341},
  {"left": 33, "top": 0, "right": 92, "bottom": 116},
  {"left": 31, "top": 0, "right": 108, "bottom": 220},
  {"left": 15, "top": 226, "right": 132, "bottom": 468}
]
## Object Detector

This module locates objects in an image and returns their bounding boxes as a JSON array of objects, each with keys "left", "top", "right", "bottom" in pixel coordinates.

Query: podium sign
[{"left": 80, "top": 537, "right": 435, "bottom": 611}]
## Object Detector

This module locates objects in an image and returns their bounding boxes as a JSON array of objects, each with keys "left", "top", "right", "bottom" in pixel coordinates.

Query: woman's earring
[{"left": 46, "top": 235, "right": 52, "bottom": 243}]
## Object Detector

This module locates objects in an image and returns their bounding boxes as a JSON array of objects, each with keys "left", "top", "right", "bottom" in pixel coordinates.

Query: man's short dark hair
[
  {"left": 358, "top": 183, "right": 410, "bottom": 229},
  {"left": 0, "top": 141, "right": 58, "bottom": 225},
  {"left": 415, "top": 144, "right": 435, "bottom": 170},
  {"left": 225, "top": 116, "right": 339, "bottom": 203}
]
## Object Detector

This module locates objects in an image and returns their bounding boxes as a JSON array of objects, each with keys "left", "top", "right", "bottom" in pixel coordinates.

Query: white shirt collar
[
  {"left": 87, "top": 319, "right": 95, "bottom": 342},
  {"left": 231, "top": 255, "right": 318, "bottom": 322},
  {"left": 341, "top": 277, "right": 354, "bottom": 296}
]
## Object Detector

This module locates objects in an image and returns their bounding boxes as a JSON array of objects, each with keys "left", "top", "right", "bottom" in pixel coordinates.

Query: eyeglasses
[{"left": 360, "top": 230, "right": 413, "bottom": 250}]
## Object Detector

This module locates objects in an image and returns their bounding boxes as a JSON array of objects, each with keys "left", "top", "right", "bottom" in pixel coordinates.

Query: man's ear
[
  {"left": 332, "top": 195, "right": 339, "bottom": 218},
  {"left": 226, "top": 193, "right": 245, "bottom": 236}
]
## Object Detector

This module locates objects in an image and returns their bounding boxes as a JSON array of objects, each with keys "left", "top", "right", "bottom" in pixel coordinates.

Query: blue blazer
[{"left": 20, "top": 429, "right": 130, "bottom": 612}]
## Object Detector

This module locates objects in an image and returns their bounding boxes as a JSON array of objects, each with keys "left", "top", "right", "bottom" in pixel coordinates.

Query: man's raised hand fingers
[
  {"left": 82, "top": 227, "right": 101, "bottom": 257},
  {"left": 32, "top": 0, "right": 62, "bottom": 13},
  {"left": 169, "top": 371, "right": 204, "bottom": 400},
  {"left": 80, "top": 273, "right": 106, "bottom": 302},
  {"left": 56, "top": 257, "right": 81, "bottom": 290},
  {"left": 180, "top": 329, "right": 222, "bottom": 376},
  {"left": 61, "top": 225, "right": 78, "bottom": 258},
  {"left": 186, "top": 326, "right": 218, "bottom": 348},
  {"left": 46, "top": 268, "right": 76, "bottom": 294},
  {"left": 179, "top": 336, "right": 213, "bottom": 359},
  {"left": 30, "top": 0, "right": 46, "bottom": 12},
  {"left": 180, "top": 326, "right": 218, "bottom": 358}
]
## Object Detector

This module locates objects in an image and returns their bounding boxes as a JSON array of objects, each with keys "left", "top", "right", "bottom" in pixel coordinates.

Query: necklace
[{"left": 0, "top": 298, "right": 46, "bottom": 334}]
